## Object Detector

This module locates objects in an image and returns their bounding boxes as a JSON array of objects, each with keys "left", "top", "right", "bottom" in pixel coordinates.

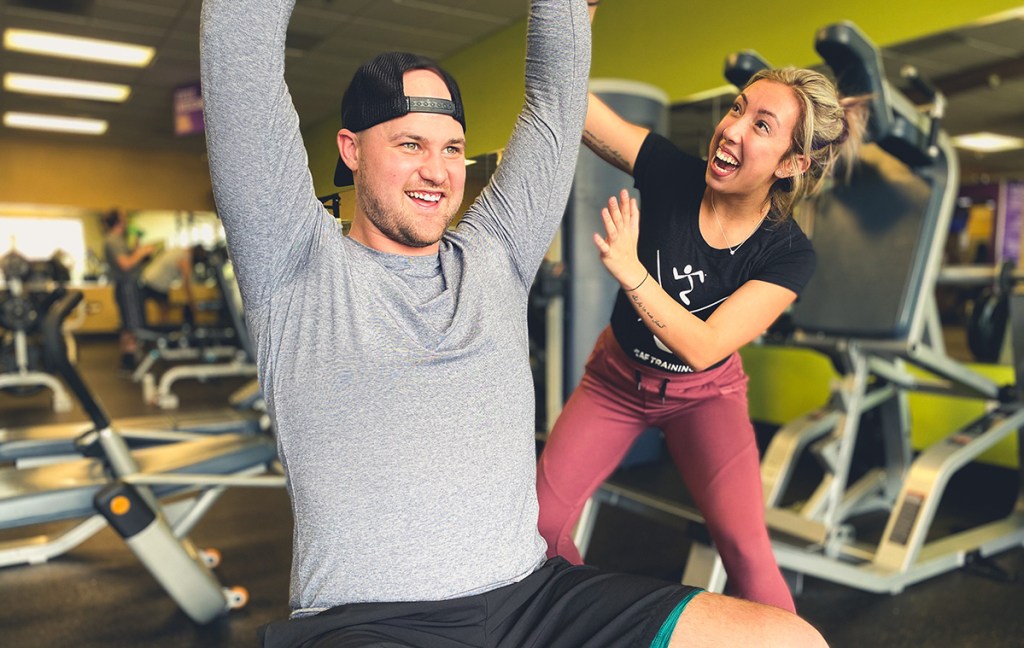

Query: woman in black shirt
[{"left": 537, "top": 62, "right": 867, "bottom": 612}]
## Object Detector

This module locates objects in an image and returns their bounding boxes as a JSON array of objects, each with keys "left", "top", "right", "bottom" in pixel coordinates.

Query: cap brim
[{"left": 334, "top": 157, "right": 355, "bottom": 187}]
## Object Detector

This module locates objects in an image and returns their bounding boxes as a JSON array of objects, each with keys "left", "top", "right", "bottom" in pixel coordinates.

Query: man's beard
[{"left": 357, "top": 182, "right": 457, "bottom": 249}]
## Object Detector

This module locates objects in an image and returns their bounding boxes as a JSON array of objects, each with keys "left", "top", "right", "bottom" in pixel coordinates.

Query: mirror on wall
[
  {"left": 0, "top": 204, "right": 89, "bottom": 284},
  {"left": 0, "top": 204, "right": 225, "bottom": 286}
]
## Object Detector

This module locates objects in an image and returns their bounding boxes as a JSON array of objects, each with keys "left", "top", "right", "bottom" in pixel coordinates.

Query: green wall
[
  {"left": 304, "top": 0, "right": 1024, "bottom": 187},
  {"left": 586, "top": 1, "right": 1024, "bottom": 105},
  {"left": 740, "top": 346, "right": 1020, "bottom": 469}
]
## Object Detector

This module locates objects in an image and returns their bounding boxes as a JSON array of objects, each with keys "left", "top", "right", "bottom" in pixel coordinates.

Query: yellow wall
[
  {"left": 0, "top": 137, "right": 214, "bottom": 212},
  {"left": 586, "top": 1, "right": 1024, "bottom": 105},
  {"left": 304, "top": 121, "right": 343, "bottom": 201},
  {"left": 300, "top": 0, "right": 1024, "bottom": 188}
]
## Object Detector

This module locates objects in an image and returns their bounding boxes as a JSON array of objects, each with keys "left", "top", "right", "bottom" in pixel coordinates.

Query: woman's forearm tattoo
[{"left": 630, "top": 293, "right": 666, "bottom": 329}]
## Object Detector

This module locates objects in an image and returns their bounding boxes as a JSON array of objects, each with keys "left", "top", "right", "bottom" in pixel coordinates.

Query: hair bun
[{"left": 834, "top": 114, "right": 851, "bottom": 146}]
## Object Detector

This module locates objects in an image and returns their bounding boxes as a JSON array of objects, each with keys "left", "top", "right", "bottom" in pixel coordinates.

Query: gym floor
[{"left": 2, "top": 336, "right": 1023, "bottom": 647}]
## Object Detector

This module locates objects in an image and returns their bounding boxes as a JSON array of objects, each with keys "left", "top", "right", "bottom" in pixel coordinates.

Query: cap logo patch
[{"left": 407, "top": 97, "right": 457, "bottom": 117}]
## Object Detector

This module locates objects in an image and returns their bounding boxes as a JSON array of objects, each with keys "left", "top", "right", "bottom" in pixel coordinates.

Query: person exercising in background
[
  {"left": 202, "top": 0, "right": 827, "bottom": 645},
  {"left": 140, "top": 245, "right": 207, "bottom": 327},
  {"left": 102, "top": 208, "right": 157, "bottom": 370},
  {"left": 536, "top": 3, "right": 869, "bottom": 614}
]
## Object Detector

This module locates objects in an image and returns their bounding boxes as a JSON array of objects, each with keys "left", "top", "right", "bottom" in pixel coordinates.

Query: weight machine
[
  {"left": 573, "top": 22, "right": 1024, "bottom": 597},
  {"left": 132, "top": 246, "right": 258, "bottom": 410},
  {"left": 0, "top": 250, "right": 73, "bottom": 412},
  {"left": 2, "top": 252, "right": 267, "bottom": 464},
  {"left": 750, "top": 22, "right": 1024, "bottom": 594},
  {"left": 0, "top": 289, "right": 283, "bottom": 623}
]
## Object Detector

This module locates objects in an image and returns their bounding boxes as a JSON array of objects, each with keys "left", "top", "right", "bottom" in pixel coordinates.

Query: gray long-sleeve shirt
[{"left": 200, "top": 0, "right": 589, "bottom": 616}]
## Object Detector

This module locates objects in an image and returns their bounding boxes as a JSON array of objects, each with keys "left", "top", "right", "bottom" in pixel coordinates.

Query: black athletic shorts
[
  {"left": 259, "top": 558, "right": 701, "bottom": 648},
  {"left": 140, "top": 284, "right": 170, "bottom": 305}
]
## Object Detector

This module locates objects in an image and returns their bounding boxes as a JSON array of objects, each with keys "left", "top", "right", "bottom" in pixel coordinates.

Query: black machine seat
[
  {"left": 790, "top": 21, "right": 957, "bottom": 343},
  {"left": 815, "top": 22, "right": 934, "bottom": 168},
  {"left": 723, "top": 50, "right": 771, "bottom": 88},
  {"left": 791, "top": 144, "right": 941, "bottom": 338}
]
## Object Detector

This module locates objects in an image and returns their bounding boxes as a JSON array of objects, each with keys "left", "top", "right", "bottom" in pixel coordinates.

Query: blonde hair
[{"left": 745, "top": 67, "right": 869, "bottom": 221}]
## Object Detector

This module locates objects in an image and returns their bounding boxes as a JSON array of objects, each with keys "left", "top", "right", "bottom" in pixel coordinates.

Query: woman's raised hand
[{"left": 593, "top": 188, "right": 646, "bottom": 291}]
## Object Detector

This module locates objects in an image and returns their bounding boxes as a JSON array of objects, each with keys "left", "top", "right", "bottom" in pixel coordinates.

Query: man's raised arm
[
  {"left": 464, "top": 0, "right": 591, "bottom": 282},
  {"left": 200, "top": 0, "right": 324, "bottom": 307}
]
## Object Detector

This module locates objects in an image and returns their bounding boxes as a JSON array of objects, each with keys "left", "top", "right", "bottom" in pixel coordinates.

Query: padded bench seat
[{"left": 0, "top": 433, "right": 276, "bottom": 529}]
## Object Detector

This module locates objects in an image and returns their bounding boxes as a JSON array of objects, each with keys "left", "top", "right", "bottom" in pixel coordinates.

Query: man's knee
[{"left": 669, "top": 591, "right": 827, "bottom": 648}]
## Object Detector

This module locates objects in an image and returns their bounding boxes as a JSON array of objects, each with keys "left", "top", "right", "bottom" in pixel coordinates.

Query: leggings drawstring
[{"left": 635, "top": 372, "right": 670, "bottom": 403}]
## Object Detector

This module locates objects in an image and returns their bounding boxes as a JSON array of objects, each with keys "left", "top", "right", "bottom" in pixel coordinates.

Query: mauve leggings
[{"left": 536, "top": 327, "right": 795, "bottom": 612}]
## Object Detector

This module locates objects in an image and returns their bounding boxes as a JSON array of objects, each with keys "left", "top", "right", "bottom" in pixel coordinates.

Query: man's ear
[{"left": 337, "top": 128, "right": 359, "bottom": 175}]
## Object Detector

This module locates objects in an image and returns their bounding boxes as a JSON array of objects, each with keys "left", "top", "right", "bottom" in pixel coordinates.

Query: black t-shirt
[{"left": 609, "top": 133, "right": 816, "bottom": 373}]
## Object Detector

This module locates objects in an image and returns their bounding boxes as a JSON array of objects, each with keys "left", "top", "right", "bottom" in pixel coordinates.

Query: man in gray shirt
[{"left": 201, "top": 0, "right": 826, "bottom": 646}]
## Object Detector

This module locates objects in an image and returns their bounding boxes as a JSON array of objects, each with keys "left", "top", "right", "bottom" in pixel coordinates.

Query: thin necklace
[{"left": 709, "top": 191, "right": 767, "bottom": 256}]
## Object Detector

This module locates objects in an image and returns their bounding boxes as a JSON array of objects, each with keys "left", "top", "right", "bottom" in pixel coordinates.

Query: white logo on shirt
[{"left": 672, "top": 263, "right": 705, "bottom": 306}]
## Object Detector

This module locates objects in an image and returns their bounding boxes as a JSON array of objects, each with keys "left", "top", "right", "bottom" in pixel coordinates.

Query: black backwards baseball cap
[{"left": 334, "top": 51, "right": 467, "bottom": 187}]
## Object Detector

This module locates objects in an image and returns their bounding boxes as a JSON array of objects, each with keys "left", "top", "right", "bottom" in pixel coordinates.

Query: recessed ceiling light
[
  {"left": 3, "top": 28, "right": 154, "bottom": 67},
  {"left": 3, "top": 111, "right": 108, "bottom": 135},
  {"left": 4, "top": 73, "right": 131, "bottom": 102},
  {"left": 951, "top": 132, "right": 1024, "bottom": 153}
]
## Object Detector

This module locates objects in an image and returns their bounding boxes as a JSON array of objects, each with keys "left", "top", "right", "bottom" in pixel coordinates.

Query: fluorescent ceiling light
[
  {"left": 4, "top": 73, "right": 131, "bottom": 102},
  {"left": 3, "top": 111, "right": 108, "bottom": 135},
  {"left": 3, "top": 28, "right": 154, "bottom": 67},
  {"left": 951, "top": 132, "right": 1024, "bottom": 153}
]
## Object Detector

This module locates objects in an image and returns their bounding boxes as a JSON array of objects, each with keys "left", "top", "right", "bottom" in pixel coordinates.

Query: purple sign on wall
[
  {"left": 174, "top": 83, "right": 204, "bottom": 136},
  {"left": 1004, "top": 182, "right": 1024, "bottom": 263}
]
